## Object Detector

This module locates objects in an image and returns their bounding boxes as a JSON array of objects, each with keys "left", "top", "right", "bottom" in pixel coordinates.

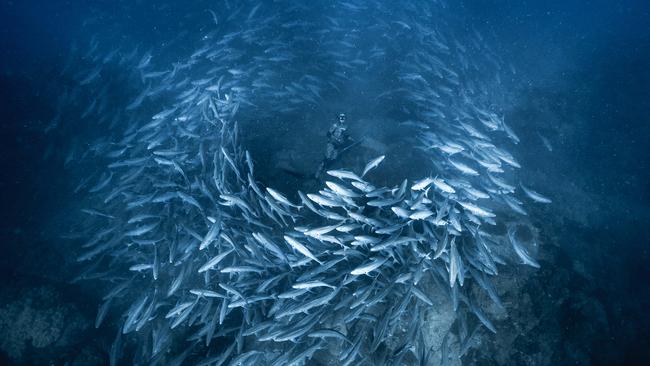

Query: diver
[{"left": 315, "top": 113, "right": 356, "bottom": 179}]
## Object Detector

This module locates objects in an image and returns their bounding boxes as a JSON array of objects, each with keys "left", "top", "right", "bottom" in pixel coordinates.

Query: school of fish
[{"left": 47, "top": 1, "right": 552, "bottom": 365}]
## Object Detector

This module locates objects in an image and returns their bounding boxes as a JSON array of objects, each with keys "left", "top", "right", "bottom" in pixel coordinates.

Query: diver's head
[{"left": 338, "top": 113, "right": 347, "bottom": 125}]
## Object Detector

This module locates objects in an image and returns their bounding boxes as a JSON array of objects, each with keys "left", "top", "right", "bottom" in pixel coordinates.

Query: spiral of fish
[{"left": 51, "top": 1, "right": 551, "bottom": 365}]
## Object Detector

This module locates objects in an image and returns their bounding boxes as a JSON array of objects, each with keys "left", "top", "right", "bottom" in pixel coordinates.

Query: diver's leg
[{"left": 315, "top": 143, "right": 338, "bottom": 179}]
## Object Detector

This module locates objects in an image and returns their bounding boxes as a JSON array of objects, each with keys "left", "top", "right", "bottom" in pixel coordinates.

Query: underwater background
[{"left": 0, "top": 0, "right": 649, "bottom": 365}]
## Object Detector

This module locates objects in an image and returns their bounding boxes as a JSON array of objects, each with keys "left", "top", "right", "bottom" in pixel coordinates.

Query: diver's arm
[{"left": 327, "top": 125, "right": 336, "bottom": 138}]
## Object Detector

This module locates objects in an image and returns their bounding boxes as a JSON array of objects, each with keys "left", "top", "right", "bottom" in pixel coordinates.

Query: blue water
[{"left": 0, "top": 1, "right": 648, "bottom": 365}]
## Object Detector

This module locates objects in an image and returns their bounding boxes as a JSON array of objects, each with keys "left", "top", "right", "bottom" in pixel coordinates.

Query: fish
[
  {"left": 411, "top": 286, "right": 434, "bottom": 306},
  {"left": 124, "top": 222, "right": 158, "bottom": 237},
  {"left": 449, "top": 238, "right": 460, "bottom": 287},
  {"left": 199, "top": 221, "right": 221, "bottom": 250},
  {"left": 81, "top": 208, "right": 115, "bottom": 219},
  {"left": 284, "top": 235, "right": 322, "bottom": 264},
  {"left": 432, "top": 178, "right": 456, "bottom": 194},
  {"left": 412, "top": 177, "right": 434, "bottom": 191},
  {"left": 449, "top": 159, "right": 479, "bottom": 176},
  {"left": 308, "top": 329, "right": 352, "bottom": 344},
  {"left": 361, "top": 155, "right": 385, "bottom": 177},
  {"left": 351, "top": 257, "right": 387, "bottom": 276},
  {"left": 325, "top": 181, "right": 361, "bottom": 198},
  {"left": 458, "top": 201, "right": 495, "bottom": 218},
  {"left": 307, "top": 193, "right": 344, "bottom": 208},
  {"left": 391, "top": 206, "right": 411, "bottom": 219},
  {"left": 520, "top": 184, "right": 552, "bottom": 203},
  {"left": 89, "top": 172, "right": 113, "bottom": 193},
  {"left": 409, "top": 209, "right": 434, "bottom": 220},
  {"left": 292, "top": 280, "right": 335, "bottom": 290},
  {"left": 165, "top": 301, "right": 194, "bottom": 319},
  {"left": 266, "top": 187, "right": 300, "bottom": 208},
  {"left": 252, "top": 232, "right": 288, "bottom": 263},
  {"left": 508, "top": 227, "right": 540, "bottom": 268},
  {"left": 538, "top": 133, "right": 553, "bottom": 152},
  {"left": 190, "top": 289, "right": 224, "bottom": 298},
  {"left": 198, "top": 249, "right": 235, "bottom": 273},
  {"left": 327, "top": 169, "right": 363, "bottom": 182}
]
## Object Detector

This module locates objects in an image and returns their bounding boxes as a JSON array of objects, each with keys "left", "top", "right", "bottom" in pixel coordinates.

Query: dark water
[{"left": 0, "top": 1, "right": 649, "bottom": 365}]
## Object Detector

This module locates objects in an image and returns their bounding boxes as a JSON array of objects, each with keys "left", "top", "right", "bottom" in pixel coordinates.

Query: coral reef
[{"left": 0, "top": 286, "right": 89, "bottom": 363}]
